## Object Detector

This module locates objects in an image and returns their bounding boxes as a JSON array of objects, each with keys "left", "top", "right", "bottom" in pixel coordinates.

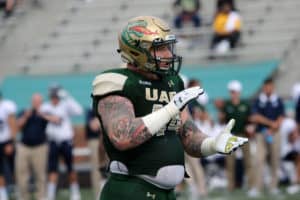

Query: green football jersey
[
  {"left": 92, "top": 68, "right": 185, "bottom": 176},
  {"left": 223, "top": 100, "right": 250, "bottom": 134}
]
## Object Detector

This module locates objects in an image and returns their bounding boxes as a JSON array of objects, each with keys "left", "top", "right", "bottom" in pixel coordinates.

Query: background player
[
  {"left": 0, "top": 91, "right": 17, "bottom": 200},
  {"left": 42, "top": 85, "right": 83, "bottom": 200}
]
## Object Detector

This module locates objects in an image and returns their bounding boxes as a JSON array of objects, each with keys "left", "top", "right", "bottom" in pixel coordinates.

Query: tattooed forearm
[
  {"left": 180, "top": 118, "right": 208, "bottom": 157},
  {"left": 98, "top": 95, "right": 153, "bottom": 151},
  {"left": 110, "top": 117, "right": 152, "bottom": 150},
  {"left": 181, "top": 119, "right": 198, "bottom": 138}
]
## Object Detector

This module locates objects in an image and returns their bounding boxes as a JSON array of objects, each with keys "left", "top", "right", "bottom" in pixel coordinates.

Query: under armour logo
[
  {"left": 178, "top": 97, "right": 183, "bottom": 103},
  {"left": 146, "top": 192, "right": 156, "bottom": 199},
  {"left": 168, "top": 80, "right": 174, "bottom": 87}
]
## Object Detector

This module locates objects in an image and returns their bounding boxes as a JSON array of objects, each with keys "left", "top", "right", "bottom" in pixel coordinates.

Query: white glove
[
  {"left": 215, "top": 119, "right": 248, "bottom": 154},
  {"left": 142, "top": 86, "right": 204, "bottom": 135},
  {"left": 201, "top": 119, "right": 248, "bottom": 156},
  {"left": 170, "top": 86, "right": 204, "bottom": 111}
]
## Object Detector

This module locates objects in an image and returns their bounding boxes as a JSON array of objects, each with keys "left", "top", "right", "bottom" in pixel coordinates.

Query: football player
[
  {"left": 42, "top": 86, "right": 83, "bottom": 200},
  {"left": 92, "top": 16, "right": 248, "bottom": 200},
  {"left": 0, "top": 91, "right": 17, "bottom": 200}
]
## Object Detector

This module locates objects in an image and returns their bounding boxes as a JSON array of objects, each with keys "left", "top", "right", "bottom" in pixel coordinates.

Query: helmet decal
[
  {"left": 129, "top": 25, "right": 159, "bottom": 36},
  {"left": 121, "top": 20, "right": 148, "bottom": 51}
]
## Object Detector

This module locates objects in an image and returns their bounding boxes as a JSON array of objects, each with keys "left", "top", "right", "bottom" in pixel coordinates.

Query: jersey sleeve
[
  {"left": 64, "top": 97, "right": 83, "bottom": 116},
  {"left": 92, "top": 72, "right": 128, "bottom": 96},
  {"left": 251, "top": 99, "right": 260, "bottom": 115},
  {"left": 4, "top": 100, "right": 17, "bottom": 115},
  {"left": 40, "top": 103, "right": 51, "bottom": 114},
  {"left": 40, "top": 103, "right": 47, "bottom": 113},
  {"left": 277, "top": 98, "right": 285, "bottom": 117}
]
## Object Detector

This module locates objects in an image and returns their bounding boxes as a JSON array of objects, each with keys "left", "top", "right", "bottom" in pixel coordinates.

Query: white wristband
[
  {"left": 142, "top": 102, "right": 179, "bottom": 135},
  {"left": 201, "top": 137, "right": 217, "bottom": 156}
]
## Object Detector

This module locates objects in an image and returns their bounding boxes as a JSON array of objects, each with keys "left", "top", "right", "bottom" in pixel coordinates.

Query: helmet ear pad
[{"left": 119, "top": 44, "right": 155, "bottom": 71}]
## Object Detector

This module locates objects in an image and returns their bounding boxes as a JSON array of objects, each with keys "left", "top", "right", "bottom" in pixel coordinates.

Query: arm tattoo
[
  {"left": 180, "top": 117, "right": 208, "bottom": 157},
  {"left": 98, "top": 95, "right": 152, "bottom": 151}
]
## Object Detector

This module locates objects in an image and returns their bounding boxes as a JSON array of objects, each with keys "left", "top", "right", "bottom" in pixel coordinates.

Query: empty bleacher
[{"left": 0, "top": 0, "right": 299, "bottom": 97}]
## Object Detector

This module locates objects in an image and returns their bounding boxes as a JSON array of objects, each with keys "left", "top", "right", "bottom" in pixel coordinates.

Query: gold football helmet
[{"left": 118, "top": 16, "right": 182, "bottom": 75}]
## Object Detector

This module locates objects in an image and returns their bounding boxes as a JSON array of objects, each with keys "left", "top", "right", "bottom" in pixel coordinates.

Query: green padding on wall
[
  {"left": 0, "top": 60, "right": 279, "bottom": 123},
  {"left": 0, "top": 73, "right": 97, "bottom": 124},
  {"left": 181, "top": 60, "right": 279, "bottom": 99},
  {"left": 1, "top": 73, "right": 96, "bottom": 109}
]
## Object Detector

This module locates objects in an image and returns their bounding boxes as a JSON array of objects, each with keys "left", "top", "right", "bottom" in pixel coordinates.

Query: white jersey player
[
  {"left": 0, "top": 94, "right": 17, "bottom": 200},
  {"left": 42, "top": 92, "right": 83, "bottom": 142},
  {"left": 42, "top": 86, "right": 83, "bottom": 200},
  {"left": 0, "top": 99, "right": 17, "bottom": 143}
]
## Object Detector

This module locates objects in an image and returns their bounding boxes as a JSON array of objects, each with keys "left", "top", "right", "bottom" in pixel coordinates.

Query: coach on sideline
[{"left": 16, "top": 93, "right": 58, "bottom": 200}]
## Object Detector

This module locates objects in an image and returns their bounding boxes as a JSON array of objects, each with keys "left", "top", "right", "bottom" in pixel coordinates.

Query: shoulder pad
[{"left": 92, "top": 72, "right": 128, "bottom": 96}]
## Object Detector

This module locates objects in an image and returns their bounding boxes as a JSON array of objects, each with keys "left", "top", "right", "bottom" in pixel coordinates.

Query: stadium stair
[
  {"left": 3, "top": 0, "right": 297, "bottom": 74},
  {"left": 0, "top": 0, "right": 299, "bottom": 100}
]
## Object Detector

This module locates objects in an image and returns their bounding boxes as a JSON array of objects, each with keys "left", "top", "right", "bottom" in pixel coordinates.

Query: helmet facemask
[{"left": 148, "top": 36, "right": 182, "bottom": 76}]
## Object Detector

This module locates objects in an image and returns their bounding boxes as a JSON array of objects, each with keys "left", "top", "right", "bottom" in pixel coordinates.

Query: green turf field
[
  {"left": 57, "top": 189, "right": 93, "bottom": 200},
  {"left": 208, "top": 189, "right": 300, "bottom": 200},
  {"left": 55, "top": 188, "right": 300, "bottom": 200}
]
